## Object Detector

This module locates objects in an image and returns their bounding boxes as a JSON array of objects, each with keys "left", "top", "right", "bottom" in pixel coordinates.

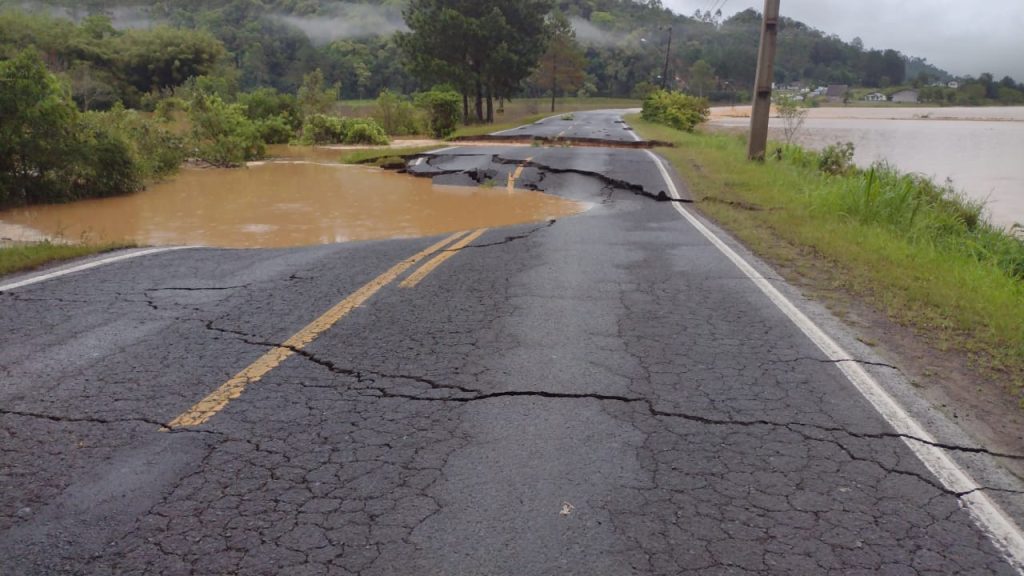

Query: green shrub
[
  {"left": 298, "top": 114, "right": 346, "bottom": 145},
  {"left": 375, "top": 89, "right": 424, "bottom": 136},
  {"left": 298, "top": 114, "right": 389, "bottom": 145},
  {"left": 188, "top": 92, "right": 265, "bottom": 166},
  {"left": 72, "top": 114, "right": 143, "bottom": 199},
  {"left": 93, "top": 106, "right": 186, "bottom": 180},
  {"left": 154, "top": 97, "right": 187, "bottom": 123},
  {"left": 238, "top": 88, "right": 301, "bottom": 129},
  {"left": 818, "top": 142, "right": 855, "bottom": 176},
  {"left": 0, "top": 50, "right": 80, "bottom": 204},
  {"left": 255, "top": 114, "right": 296, "bottom": 144},
  {"left": 415, "top": 87, "right": 461, "bottom": 139},
  {"left": 641, "top": 89, "right": 710, "bottom": 132},
  {"left": 344, "top": 119, "right": 389, "bottom": 145}
]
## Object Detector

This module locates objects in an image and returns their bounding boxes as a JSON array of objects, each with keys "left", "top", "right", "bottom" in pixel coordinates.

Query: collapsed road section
[
  {"left": 2, "top": 110, "right": 1023, "bottom": 575},
  {"left": 406, "top": 146, "right": 693, "bottom": 204}
]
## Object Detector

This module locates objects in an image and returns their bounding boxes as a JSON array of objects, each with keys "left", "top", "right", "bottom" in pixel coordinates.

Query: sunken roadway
[{"left": 1, "top": 110, "right": 1023, "bottom": 575}]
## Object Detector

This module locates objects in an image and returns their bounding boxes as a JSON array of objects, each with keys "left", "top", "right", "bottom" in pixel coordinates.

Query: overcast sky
[{"left": 662, "top": 0, "right": 1024, "bottom": 81}]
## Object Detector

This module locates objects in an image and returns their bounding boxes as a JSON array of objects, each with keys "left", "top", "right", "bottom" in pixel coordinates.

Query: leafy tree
[
  {"left": 531, "top": 12, "right": 586, "bottom": 112},
  {"left": 0, "top": 50, "right": 151, "bottom": 205},
  {"left": 415, "top": 86, "right": 461, "bottom": 138},
  {"left": 978, "top": 73, "right": 998, "bottom": 99},
  {"left": 188, "top": 92, "right": 265, "bottom": 166},
  {"left": 400, "top": 0, "right": 553, "bottom": 123},
  {"left": 375, "top": 89, "right": 423, "bottom": 136},
  {"left": 69, "top": 62, "right": 119, "bottom": 111},
  {"left": 688, "top": 59, "right": 715, "bottom": 98},
  {"left": 297, "top": 68, "right": 338, "bottom": 117},
  {"left": 116, "top": 27, "right": 226, "bottom": 99},
  {"left": 0, "top": 50, "right": 80, "bottom": 204}
]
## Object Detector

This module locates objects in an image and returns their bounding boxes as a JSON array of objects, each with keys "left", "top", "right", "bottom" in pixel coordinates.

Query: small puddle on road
[{"left": 0, "top": 154, "right": 587, "bottom": 249}]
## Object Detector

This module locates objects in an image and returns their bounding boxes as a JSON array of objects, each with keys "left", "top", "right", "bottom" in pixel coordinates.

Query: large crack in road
[{"left": 3, "top": 116, "right": 1023, "bottom": 574}]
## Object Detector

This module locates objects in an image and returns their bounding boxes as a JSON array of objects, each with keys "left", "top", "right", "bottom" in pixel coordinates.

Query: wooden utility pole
[
  {"left": 662, "top": 26, "right": 673, "bottom": 90},
  {"left": 748, "top": 0, "right": 780, "bottom": 160}
]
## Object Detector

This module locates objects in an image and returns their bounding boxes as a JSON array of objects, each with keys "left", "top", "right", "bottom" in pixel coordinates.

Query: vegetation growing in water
[
  {"left": 641, "top": 90, "right": 710, "bottom": 133},
  {"left": 0, "top": 50, "right": 183, "bottom": 205}
]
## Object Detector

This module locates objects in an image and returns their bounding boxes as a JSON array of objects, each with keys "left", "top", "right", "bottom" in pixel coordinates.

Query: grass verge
[
  {"left": 0, "top": 242, "right": 133, "bottom": 278},
  {"left": 339, "top": 145, "right": 448, "bottom": 167},
  {"left": 628, "top": 114, "right": 1024, "bottom": 405}
]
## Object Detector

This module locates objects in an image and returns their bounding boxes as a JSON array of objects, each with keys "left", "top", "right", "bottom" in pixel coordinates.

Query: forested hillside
[{"left": 1, "top": 0, "right": 966, "bottom": 104}]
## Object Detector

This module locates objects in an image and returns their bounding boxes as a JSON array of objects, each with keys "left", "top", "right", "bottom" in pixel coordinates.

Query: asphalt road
[
  {"left": 1, "top": 111, "right": 1022, "bottom": 575},
  {"left": 491, "top": 108, "right": 643, "bottom": 142}
]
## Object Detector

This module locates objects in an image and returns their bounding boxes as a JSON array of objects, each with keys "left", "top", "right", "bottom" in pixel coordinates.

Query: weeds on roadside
[{"left": 776, "top": 144, "right": 1024, "bottom": 282}]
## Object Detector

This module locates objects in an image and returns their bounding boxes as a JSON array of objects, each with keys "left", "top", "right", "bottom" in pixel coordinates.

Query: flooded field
[
  {"left": 709, "top": 106, "right": 1024, "bottom": 228},
  {"left": 0, "top": 152, "right": 586, "bottom": 249}
]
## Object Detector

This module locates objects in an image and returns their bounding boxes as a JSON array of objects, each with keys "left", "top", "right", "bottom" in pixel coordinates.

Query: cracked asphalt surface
[{"left": 2, "top": 111, "right": 1023, "bottom": 574}]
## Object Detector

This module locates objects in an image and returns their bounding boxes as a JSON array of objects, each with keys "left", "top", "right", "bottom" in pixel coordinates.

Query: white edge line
[
  {"left": 0, "top": 246, "right": 196, "bottom": 292},
  {"left": 622, "top": 114, "right": 643, "bottom": 142},
  {"left": 645, "top": 149, "right": 1024, "bottom": 572}
]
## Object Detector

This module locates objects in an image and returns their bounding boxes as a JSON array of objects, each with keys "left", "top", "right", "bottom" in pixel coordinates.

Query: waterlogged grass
[
  {"left": 629, "top": 115, "right": 1024, "bottom": 401},
  {"left": 0, "top": 242, "right": 133, "bottom": 278}
]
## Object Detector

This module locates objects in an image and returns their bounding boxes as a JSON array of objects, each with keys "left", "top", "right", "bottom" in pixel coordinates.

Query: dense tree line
[{"left": 10, "top": 0, "right": 1017, "bottom": 105}]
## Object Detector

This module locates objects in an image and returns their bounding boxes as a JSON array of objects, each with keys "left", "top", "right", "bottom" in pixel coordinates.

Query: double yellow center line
[
  {"left": 507, "top": 157, "right": 532, "bottom": 193},
  {"left": 166, "top": 229, "right": 487, "bottom": 429}
]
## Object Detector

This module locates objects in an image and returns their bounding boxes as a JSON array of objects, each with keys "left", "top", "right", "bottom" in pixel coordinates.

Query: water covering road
[{"left": 1, "top": 111, "right": 1022, "bottom": 575}]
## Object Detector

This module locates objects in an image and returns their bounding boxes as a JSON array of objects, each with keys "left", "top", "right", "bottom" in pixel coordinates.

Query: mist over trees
[
  {"left": 8, "top": 0, "right": 1015, "bottom": 106},
  {"left": 398, "top": 0, "right": 553, "bottom": 123},
  {"left": 529, "top": 12, "right": 587, "bottom": 112},
  {"left": 2, "top": 0, "right": 1021, "bottom": 111}
]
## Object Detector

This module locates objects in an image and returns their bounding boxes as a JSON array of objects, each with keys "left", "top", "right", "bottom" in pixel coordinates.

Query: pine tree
[{"left": 531, "top": 12, "right": 586, "bottom": 112}]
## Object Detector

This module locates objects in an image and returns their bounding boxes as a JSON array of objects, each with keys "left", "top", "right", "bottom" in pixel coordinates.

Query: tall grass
[{"left": 782, "top": 147, "right": 1024, "bottom": 282}]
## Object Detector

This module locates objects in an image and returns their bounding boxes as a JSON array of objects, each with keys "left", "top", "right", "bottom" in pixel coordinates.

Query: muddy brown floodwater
[{"left": 0, "top": 156, "right": 587, "bottom": 249}]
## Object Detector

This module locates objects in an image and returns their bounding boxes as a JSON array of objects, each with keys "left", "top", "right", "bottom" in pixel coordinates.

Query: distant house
[
  {"left": 864, "top": 92, "right": 887, "bottom": 102},
  {"left": 825, "top": 84, "right": 850, "bottom": 102},
  {"left": 892, "top": 89, "right": 920, "bottom": 103},
  {"left": 947, "top": 81, "right": 960, "bottom": 89}
]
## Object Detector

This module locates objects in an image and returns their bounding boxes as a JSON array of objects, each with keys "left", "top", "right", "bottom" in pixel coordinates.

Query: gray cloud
[
  {"left": 270, "top": 3, "right": 407, "bottom": 44},
  {"left": 664, "top": 0, "right": 1024, "bottom": 80}
]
